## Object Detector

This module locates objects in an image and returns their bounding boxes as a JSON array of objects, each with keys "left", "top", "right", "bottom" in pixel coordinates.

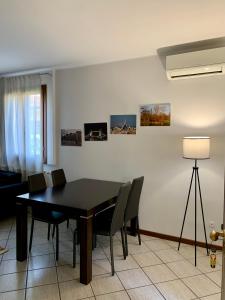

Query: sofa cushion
[{"left": 0, "top": 170, "right": 22, "bottom": 185}]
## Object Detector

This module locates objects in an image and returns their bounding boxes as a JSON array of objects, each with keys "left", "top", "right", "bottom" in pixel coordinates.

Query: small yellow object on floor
[{"left": 0, "top": 246, "right": 8, "bottom": 255}]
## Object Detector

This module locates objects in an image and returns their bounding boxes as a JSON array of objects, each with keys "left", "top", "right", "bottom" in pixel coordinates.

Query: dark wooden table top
[{"left": 17, "top": 178, "right": 123, "bottom": 216}]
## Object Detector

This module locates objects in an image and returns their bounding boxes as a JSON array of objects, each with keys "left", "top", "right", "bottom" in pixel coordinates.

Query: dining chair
[
  {"left": 51, "top": 169, "right": 66, "bottom": 186},
  {"left": 28, "top": 173, "right": 67, "bottom": 260},
  {"left": 93, "top": 182, "right": 131, "bottom": 275},
  {"left": 51, "top": 169, "right": 78, "bottom": 267},
  {"left": 124, "top": 176, "right": 144, "bottom": 257},
  {"left": 51, "top": 168, "right": 69, "bottom": 229}
]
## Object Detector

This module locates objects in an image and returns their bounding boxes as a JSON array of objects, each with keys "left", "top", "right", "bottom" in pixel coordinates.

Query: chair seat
[{"left": 33, "top": 210, "right": 67, "bottom": 224}]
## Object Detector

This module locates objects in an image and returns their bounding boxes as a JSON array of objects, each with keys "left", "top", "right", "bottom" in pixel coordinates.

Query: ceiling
[{"left": 0, "top": 0, "right": 225, "bottom": 74}]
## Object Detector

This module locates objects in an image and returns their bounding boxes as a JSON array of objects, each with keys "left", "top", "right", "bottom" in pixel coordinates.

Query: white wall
[{"left": 55, "top": 55, "right": 225, "bottom": 242}]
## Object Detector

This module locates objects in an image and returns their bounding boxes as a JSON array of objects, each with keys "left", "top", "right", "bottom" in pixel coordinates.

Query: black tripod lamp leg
[
  {"left": 197, "top": 169, "right": 209, "bottom": 255},
  {"left": 178, "top": 168, "right": 195, "bottom": 251},
  {"left": 194, "top": 165, "right": 197, "bottom": 267}
]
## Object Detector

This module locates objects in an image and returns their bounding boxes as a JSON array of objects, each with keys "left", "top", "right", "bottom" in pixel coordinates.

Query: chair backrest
[
  {"left": 110, "top": 182, "right": 131, "bottom": 235},
  {"left": 51, "top": 169, "right": 66, "bottom": 187},
  {"left": 124, "top": 176, "right": 144, "bottom": 223},
  {"left": 28, "top": 173, "right": 46, "bottom": 193}
]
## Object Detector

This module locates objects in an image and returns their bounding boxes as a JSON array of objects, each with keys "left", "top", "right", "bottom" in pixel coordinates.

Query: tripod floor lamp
[{"left": 178, "top": 136, "right": 210, "bottom": 266}]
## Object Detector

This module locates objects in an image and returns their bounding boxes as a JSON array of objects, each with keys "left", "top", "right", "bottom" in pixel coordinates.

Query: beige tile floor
[{"left": 0, "top": 217, "right": 222, "bottom": 300}]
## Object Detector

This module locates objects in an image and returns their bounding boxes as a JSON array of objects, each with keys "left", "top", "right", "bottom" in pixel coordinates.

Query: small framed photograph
[
  {"left": 61, "top": 129, "right": 82, "bottom": 146},
  {"left": 84, "top": 123, "right": 108, "bottom": 141},
  {"left": 140, "top": 103, "right": 171, "bottom": 126},
  {"left": 110, "top": 115, "right": 136, "bottom": 134}
]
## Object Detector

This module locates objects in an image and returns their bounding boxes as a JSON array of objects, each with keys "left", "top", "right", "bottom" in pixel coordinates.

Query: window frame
[{"left": 41, "top": 84, "right": 47, "bottom": 164}]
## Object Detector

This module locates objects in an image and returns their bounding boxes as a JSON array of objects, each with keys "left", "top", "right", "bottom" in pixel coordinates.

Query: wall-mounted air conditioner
[{"left": 166, "top": 47, "right": 225, "bottom": 80}]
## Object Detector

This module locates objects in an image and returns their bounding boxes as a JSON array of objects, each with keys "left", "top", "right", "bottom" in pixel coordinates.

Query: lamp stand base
[{"left": 178, "top": 159, "right": 209, "bottom": 266}]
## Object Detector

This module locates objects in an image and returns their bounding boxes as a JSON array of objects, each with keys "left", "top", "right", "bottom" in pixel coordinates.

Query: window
[
  {"left": 3, "top": 75, "right": 44, "bottom": 176},
  {"left": 24, "top": 85, "right": 47, "bottom": 162},
  {"left": 26, "top": 91, "right": 42, "bottom": 157}
]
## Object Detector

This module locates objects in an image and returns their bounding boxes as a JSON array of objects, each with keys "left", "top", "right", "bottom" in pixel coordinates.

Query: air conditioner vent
[{"left": 166, "top": 47, "right": 225, "bottom": 80}]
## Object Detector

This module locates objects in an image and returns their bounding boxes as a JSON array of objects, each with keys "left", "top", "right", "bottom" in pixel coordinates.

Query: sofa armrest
[{"left": 0, "top": 181, "right": 28, "bottom": 196}]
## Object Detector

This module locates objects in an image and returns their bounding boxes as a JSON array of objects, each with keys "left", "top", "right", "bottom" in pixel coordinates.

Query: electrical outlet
[{"left": 209, "top": 221, "right": 215, "bottom": 229}]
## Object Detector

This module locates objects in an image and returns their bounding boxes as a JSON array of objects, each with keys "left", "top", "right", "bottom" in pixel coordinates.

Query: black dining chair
[
  {"left": 51, "top": 168, "right": 69, "bottom": 229},
  {"left": 94, "top": 182, "right": 131, "bottom": 275},
  {"left": 28, "top": 173, "right": 68, "bottom": 260},
  {"left": 51, "top": 169, "right": 78, "bottom": 267},
  {"left": 124, "top": 176, "right": 144, "bottom": 257},
  {"left": 51, "top": 169, "right": 66, "bottom": 186}
]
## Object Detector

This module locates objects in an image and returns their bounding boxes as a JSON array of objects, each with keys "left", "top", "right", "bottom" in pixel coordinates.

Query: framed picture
[
  {"left": 61, "top": 129, "right": 82, "bottom": 146},
  {"left": 84, "top": 122, "right": 108, "bottom": 141},
  {"left": 140, "top": 103, "right": 171, "bottom": 126},
  {"left": 110, "top": 115, "right": 136, "bottom": 134}
]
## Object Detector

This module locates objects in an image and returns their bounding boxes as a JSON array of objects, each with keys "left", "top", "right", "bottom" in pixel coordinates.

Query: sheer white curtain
[
  {"left": 0, "top": 78, "right": 7, "bottom": 168},
  {"left": 3, "top": 75, "right": 42, "bottom": 177}
]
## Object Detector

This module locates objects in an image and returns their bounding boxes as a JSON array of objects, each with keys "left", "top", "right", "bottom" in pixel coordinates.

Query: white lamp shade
[{"left": 183, "top": 137, "right": 210, "bottom": 159}]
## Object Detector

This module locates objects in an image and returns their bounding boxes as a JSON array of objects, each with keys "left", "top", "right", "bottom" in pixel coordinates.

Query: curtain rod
[{"left": 1, "top": 68, "right": 53, "bottom": 78}]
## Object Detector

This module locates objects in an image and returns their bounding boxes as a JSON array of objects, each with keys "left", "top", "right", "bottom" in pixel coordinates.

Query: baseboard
[{"left": 138, "top": 228, "right": 222, "bottom": 251}]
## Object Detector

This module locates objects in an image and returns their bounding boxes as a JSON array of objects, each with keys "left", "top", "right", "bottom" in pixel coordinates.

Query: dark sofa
[{"left": 0, "top": 170, "right": 28, "bottom": 217}]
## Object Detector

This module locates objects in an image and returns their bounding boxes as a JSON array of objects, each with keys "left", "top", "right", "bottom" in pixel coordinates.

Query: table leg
[
  {"left": 80, "top": 215, "right": 93, "bottom": 284},
  {"left": 130, "top": 217, "right": 137, "bottom": 236},
  {"left": 16, "top": 202, "right": 27, "bottom": 261}
]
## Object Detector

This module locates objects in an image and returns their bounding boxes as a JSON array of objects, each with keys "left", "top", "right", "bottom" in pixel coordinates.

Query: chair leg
[
  {"left": 73, "top": 230, "right": 77, "bottom": 268},
  {"left": 92, "top": 217, "right": 96, "bottom": 250},
  {"left": 29, "top": 219, "right": 34, "bottom": 252},
  {"left": 67, "top": 219, "right": 69, "bottom": 228},
  {"left": 124, "top": 224, "right": 128, "bottom": 257},
  {"left": 137, "top": 217, "right": 141, "bottom": 245},
  {"left": 92, "top": 233, "right": 97, "bottom": 250},
  {"left": 56, "top": 225, "right": 59, "bottom": 261},
  {"left": 120, "top": 228, "right": 126, "bottom": 260},
  {"left": 76, "top": 219, "right": 80, "bottom": 244},
  {"left": 110, "top": 234, "right": 115, "bottom": 276},
  {"left": 47, "top": 224, "right": 51, "bottom": 240},
  {"left": 52, "top": 225, "right": 55, "bottom": 238}
]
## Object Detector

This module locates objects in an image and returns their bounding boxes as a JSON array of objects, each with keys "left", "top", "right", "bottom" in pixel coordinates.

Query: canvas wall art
[
  {"left": 140, "top": 103, "right": 171, "bottom": 126},
  {"left": 61, "top": 129, "right": 82, "bottom": 146},
  {"left": 110, "top": 115, "right": 136, "bottom": 134},
  {"left": 84, "top": 122, "right": 108, "bottom": 141}
]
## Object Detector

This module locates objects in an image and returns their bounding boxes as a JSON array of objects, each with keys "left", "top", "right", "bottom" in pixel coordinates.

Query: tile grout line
[
  {"left": 0, "top": 218, "right": 28, "bottom": 299},
  {"left": 99, "top": 235, "right": 132, "bottom": 299},
  {"left": 122, "top": 238, "right": 167, "bottom": 300},
  {"left": 89, "top": 276, "right": 96, "bottom": 299},
  {"left": 180, "top": 275, "right": 221, "bottom": 298},
  {"left": 1, "top": 218, "right": 14, "bottom": 264},
  {"left": 51, "top": 225, "right": 62, "bottom": 300},
  {"left": 140, "top": 240, "right": 201, "bottom": 299},
  {"left": 155, "top": 242, "right": 202, "bottom": 299},
  {"left": 103, "top": 235, "right": 178, "bottom": 299},
  {"left": 25, "top": 222, "right": 57, "bottom": 298},
  {"left": 175, "top": 244, "right": 223, "bottom": 292},
  {"left": 24, "top": 246, "right": 31, "bottom": 300},
  {"left": 88, "top": 235, "right": 98, "bottom": 300},
  {"left": 155, "top": 263, "right": 199, "bottom": 299},
  {"left": 204, "top": 271, "right": 222, "bottom": 288},
  {"left": 162, "top": 244, "right": 221, "bottom": 298},
  {"left": 118, "top": 237, "right": 193, "bottom": 300}
]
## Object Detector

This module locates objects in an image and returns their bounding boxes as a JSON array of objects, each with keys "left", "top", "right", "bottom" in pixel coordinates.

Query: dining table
[{"left": 16, "top": 178, "right": 135, "bottom": 284}]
